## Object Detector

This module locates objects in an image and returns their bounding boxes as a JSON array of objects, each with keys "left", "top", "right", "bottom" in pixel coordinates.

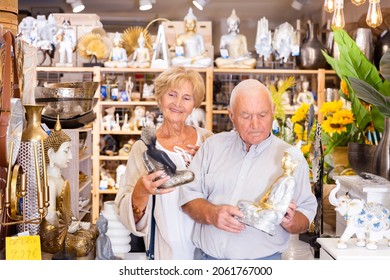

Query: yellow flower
[
  {"left": 319, "top": 100, "right": 343, "bottom": 116},
  {"left": 340, "top": 80, "right": 349, "bottom": 98},
  {"left": 301, "top": 143, "right": 311, "bottom": 155},
  {"left": 291, "top": 103, "right": 310, "bottom": 123},
  {"left": 293, "top": 123, "right": 304, "bottom": 140},
  {"left": 333, "top": 109, "right": 355, "bottom": 126}
]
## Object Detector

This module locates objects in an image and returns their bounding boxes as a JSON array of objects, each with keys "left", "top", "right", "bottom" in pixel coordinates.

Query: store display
[
  {"left": 215, "top": 9, "right": 256, "bottom": 69},
  {"left": 77, "top": 30, "right": 108, "bottom": 66},
  {"left": 329, "top": 180, "right": 390, "bottom": 250},
  {"left": 237, "top": 143, "right": 302, "bottom": 236},
  {"left": 171, "top": 8, "right": 212, "bottom": 68},
  {"left": 255, "top": 17, "right": 273, "bottom": 65}
]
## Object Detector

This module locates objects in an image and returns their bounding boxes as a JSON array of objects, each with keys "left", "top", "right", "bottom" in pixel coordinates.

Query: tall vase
[
  {"left": 298, "top": 21, "right": 328, "bottom": 69},
  {"left": 373, "top": 29, "right": 390, "bottom": 69},
  {"left": 373, "top": 117, "right": 390, "bottom": 180},
  {"left": 16, "top": 104, "right": 48, "bottom": 235}
]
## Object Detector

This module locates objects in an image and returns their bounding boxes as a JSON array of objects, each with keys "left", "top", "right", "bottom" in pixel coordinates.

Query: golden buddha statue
[
  {"left": 40, "top": 117, "right": 97, "bottom": 258},
  {"left": 171, "top": 8, "right": 212, "bottom": 68},
  {"left": 215, "top": 9, "right": 256, "bottom": 69}
]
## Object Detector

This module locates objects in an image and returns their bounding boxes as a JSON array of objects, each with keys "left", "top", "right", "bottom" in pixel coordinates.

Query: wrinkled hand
[
  {"left": 210, "top": 205, "right": 246, "bottom": 233},
  {"left": 138, "top": 170, "right": 175, "bottom": 196},
  {"left": 185, "top": 144, "right": 200, "bottom": 157}
]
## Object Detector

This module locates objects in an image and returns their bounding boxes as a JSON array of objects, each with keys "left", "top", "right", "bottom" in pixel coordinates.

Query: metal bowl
[{"left": 35, "top": 82, "right": 99, "bottom": 119}]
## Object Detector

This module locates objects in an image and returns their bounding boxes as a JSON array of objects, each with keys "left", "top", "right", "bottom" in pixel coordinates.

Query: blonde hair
[{"left": 154, "top": 66, "right": 205, "bottom": 108}]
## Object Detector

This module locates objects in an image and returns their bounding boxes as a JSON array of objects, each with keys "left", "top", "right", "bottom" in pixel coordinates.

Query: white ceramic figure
[
  {"left": 186, "top": 107, "right": 206, "bottom": 128},
  {"left": 104, "top": 32, "right": 128, "bottom": 68},
  {"left": 102, "top": 107, "right": 116, "bottom": 131},
  {"left": 129, "top": 106, "right": 145, "bottom": 131},
  {"left": 35, "top": 14, "right": 58, "bottom": 66},
  {"left": 142, "top": 83, "right": 155, "bottom": 100},
  {"left": 296, "top": 81, "right": 315, "bottom": 106},
  {"left": 121, "top": 113, "right": 130, "bottom": 131},
  {"left": 18, "top": 16, "right": 38, "bottom": 45},
  {"left": 255, "top": 17, "right": 273, "bottom": 61},
  {"left": 128, "top": 32, "right": 151, "bottom": 68},
  {"left": 55, "top": 20, "right": 76, "bottom": 67},
  {"left": 215, "top": 9, "right": 256, "bottom": 69},
  {"left": 329, "top": 180, "right": 390, "bottom": 250},
  {"left": 272, "top": 22, "right": 295, "bottom": 63},
  {"left": 171, "top": 8, "right": 212, "bottom": 68}
]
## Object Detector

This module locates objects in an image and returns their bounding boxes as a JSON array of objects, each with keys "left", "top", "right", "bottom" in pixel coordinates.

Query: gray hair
[{"left": 229, "top": 79, "right": 272, "bottom": 110}]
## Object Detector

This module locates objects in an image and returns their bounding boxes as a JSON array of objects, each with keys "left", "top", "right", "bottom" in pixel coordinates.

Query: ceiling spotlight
[
  {"left": 139, "top": 0, "right": 155, "bottom": 11},
  {"left": 66, "top": 0, "right": 85, "bottom": 13},
  {"left": 291, "top": 0, "right": 308, "bottom": 10},
  {"left": 193, "top": 0, "right": 210, "bottom": 10}
]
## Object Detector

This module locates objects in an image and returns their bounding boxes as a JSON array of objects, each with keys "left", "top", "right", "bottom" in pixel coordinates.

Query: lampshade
[
  {"left": 71, "top": 0, "right": 85, "bottom": 13},
  {"left": 139, "top": 0, "right": 153, "bottom": 11},
  {"left": 193, "top": 0, "right": 209, "bottom": 10}
]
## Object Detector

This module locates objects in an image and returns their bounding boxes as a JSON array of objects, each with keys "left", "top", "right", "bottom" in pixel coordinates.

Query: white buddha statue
[
  {"left": 215, "top": 9, "right": 256, "bottom": 69},
  {"left": 40, "top": 118, "right": 97, "bottom": 258},
  {"left": 104, "top": 32, "right": 128, "bottom": 68},
  {"left": 296, "top": 81, "right": 315, "bottom": 106},
  {"left": 171, "top": 8, "right": 212, "bottom": 68},
  {"left": 128, "top": 32, "right": 151, "bottom": 68}
]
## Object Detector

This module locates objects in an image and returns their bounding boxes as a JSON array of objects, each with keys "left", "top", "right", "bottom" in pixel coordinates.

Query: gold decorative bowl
[{"left": 35, "top": 82, "right": 99, "bottom": 119}]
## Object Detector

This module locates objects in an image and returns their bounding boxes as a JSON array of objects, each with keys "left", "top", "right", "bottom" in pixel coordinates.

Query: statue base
[
  {"left": 83, "top": 62, "right": 104, "bottom": 67},
  {"left": 237, "top": 200, "right": 278, "bottom": 236}
]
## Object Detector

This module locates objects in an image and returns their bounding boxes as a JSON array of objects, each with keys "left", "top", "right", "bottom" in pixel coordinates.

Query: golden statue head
[{"left": 43, "top": 116, "right": 72, "bottom": 165}]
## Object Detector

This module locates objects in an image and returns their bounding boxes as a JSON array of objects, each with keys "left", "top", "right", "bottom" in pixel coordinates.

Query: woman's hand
[
  {"left": 186, "top": 144, "right": 200, "bottom": 157},
  {"left": 137, "top": 170, "right": 175, "bottom": 196}
]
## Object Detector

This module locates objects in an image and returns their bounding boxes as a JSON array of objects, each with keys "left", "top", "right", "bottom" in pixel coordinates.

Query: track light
[
  {"left": 193, "top": 0, "right": 209, "bottom": 10},
  {"left": 66, "top": 0, "right": 85, "bottom": 13},
  {"left": 139, "top": 0, "right": 155, "bottom": 11}
]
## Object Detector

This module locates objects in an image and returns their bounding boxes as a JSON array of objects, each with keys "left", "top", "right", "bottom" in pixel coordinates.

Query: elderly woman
[{"left": 115, "top": 66, "right": 213, "bottom": 260}]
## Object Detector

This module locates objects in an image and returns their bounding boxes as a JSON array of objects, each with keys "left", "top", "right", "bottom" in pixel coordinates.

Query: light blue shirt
[{"left": 179, "top": 130, "right": 317, "bottom": 259}]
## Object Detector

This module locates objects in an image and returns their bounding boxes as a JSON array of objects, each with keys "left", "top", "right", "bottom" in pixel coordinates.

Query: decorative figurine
[
  {"left": 141, "top": 126, "right": 195, "bottom": 189},
  {"left": 128, "top": 32, "right": 151, "bottom": 68},
  {"left": 55, "top": 19, "right": 76, "bottom": 67},
  {"left": 296, "top": 80, "right": 315, "bottom": 106},
  {"left": 104, "top": 32, "right": 128, "bottom": 68},
  {"left": 255, "top": 17, "right": 273, "bottom": 64},
  {"left": 272, "top": 22, "right": 295, "bottom": 64},
  {"left": 142, "top": 83, "right": 155, "bottom": 100},
  {"left": 95, "top": 214, "right": 119, "bottom": 260},
  {"left": 129, "top": 105, "right": 146, "bottom": 131},
  {"left": 40, "top": 117, "right": 97, "bottom": 258},
  {"left": 237, "top": 143, "right": 302, "bottom": 236},
  {"left": 215, "top": 9, "right": 256, "bottom": 69},
  {"left": 329, "top": 180, "right": 390, "bottom": 250},
  {"left": 77, "top": 28, "right": 109, "bottom": 66},
  {"left": 171, "top": 8, "right": 212, "bottom": 68}
]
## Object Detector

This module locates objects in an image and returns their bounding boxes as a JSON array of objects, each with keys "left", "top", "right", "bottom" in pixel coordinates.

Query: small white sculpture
[
  {"left": 186, "top": 107, "right": 206, "bottom": 128},
  {"left": 104, "top": 32, "right": 128, "bottom": 68},
  {"left": 129, "top": 106, "right": 145, "bottom": 131},
  {"left": 55, "top": 19, "right": 76, "bottom": 67},
  {"left": 329, "top": 180, "right": 390, "bottom": 250},
  {"left": 128, "top": 32, "right": 151, "bottom": 68},
  {"left": 255, "top": 17, "right": 273, "bottom": 62},
  {"left": 102, "top": 106, "right": 116, "bottom": 131},
  {"left": 272, "top": 22, "right": 295, "bottom": 64},
  {"left": 142, "top": 83, "right": 155, "bottom": 100},
  {"left": 296, "top": 81, "right": 315, "bottom": 106},
  {"left": 111, "top": 113, "right": 121, "bottom": 131},
  {"left": 121, "top": 113, "right": 131, "bottom": 131},
  {"left": 125, "top": 76, "right": 134, "bottom": 96}
]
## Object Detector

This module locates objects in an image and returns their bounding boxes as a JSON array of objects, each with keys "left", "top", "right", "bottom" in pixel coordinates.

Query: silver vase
[{"left": 373, "top": 117, "right": 390, "bottom": 180}]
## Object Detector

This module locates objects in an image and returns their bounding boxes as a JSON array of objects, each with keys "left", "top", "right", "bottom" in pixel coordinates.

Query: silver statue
[{"left": 237, "top": 143, "right": 302, "bottom": 236}]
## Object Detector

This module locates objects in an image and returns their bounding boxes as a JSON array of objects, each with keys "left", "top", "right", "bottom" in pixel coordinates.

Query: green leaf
[{"left": 349, "top": 77, "right": 390, "bottom": 118}]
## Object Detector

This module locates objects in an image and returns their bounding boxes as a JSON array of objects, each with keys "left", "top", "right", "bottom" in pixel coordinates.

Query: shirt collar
[{"left": 235, "top": 131, "right": 273, "bottom": 155}]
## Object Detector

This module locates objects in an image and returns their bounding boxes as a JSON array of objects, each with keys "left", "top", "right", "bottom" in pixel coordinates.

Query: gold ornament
[
  {"left": 77, "top": 32, "right": 109, "bottom": 62},
  {"left": 121, "top": 26, "right": 152, "bottom": 57}
]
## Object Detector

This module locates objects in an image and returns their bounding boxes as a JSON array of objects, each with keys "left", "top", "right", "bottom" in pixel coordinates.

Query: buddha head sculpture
[
  {"left": 227, "top": 9, "right": 240, "bottom": 34},
  {"left": 184, "top": 7, "right": 197, "bottom": 33}
]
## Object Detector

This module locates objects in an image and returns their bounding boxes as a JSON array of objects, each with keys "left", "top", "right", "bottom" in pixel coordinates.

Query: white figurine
[
  {"left": 255, "top": 17, "right": 273, "bottom": 62},
  {"left": 171, "top": 8, "right": 212, "bottom": 68},
  {"left": 104, "top": 32, "right": 128, "bottom": 68},
  {"left": 128, "top": 32, "right": 151, "bottom": 68},
  {"left": 296, "top": 81, "right": 315, "bottom": 106},
  {"left": 215, "top": 9, "right": 256, "bottom": 69},
  {"left": 272, "top": 22, "right": 295, "bottom": 64},
  {"left": 55, "top": 19, "right": 76, "bottom": 67},
  {"left": 121, "top": 113, "right": 131, "bottom": 131},
  {"left": 142, "top": 83, "right": 155, "bottom": 100}
]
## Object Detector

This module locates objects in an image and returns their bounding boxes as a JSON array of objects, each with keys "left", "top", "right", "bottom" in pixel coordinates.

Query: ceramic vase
[
  {"left": 101, "top": 200, "right": 131, "bottom": 257},
  {"left": 298, "top": 22, "right": 328, "bottom": 69},
  {"left": 348, "top": 142, "right": 377, "bottom": 175},
  {"left": 372, "top": 118, "right": 390, "bottom": 180}
]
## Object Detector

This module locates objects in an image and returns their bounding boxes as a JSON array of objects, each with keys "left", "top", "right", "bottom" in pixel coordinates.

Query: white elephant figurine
[{"left": 329, "top": 179, "right": 390, "bottom": 250}]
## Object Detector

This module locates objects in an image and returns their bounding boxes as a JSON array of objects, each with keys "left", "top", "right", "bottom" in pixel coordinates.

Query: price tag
[{"left": 6, "top": 235, "right": 42, "bottom": 260}]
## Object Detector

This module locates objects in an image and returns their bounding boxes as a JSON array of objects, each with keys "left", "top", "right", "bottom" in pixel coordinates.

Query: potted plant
[{"left": 322, "top": 29, "right": 390, "bottom": 179}]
